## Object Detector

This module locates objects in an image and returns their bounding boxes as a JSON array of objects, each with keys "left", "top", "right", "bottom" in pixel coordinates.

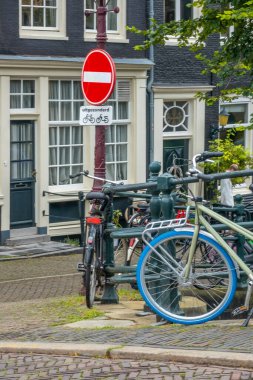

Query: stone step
[
  {"left": 0, "top": 241, "right": 83, "bottom": 259},
  {"left": 5, "top": 234, "right": 51, "bottom": 246}
]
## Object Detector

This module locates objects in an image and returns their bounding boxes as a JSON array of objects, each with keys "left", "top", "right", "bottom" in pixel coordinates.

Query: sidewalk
[
  {"left": 1, "top": 298, "right": 253, "bottom": 369},
  {"left": 1, "top": 252, "right": 253, "bottom": 369}
]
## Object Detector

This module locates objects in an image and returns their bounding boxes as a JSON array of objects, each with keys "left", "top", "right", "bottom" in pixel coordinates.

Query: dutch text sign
[{"left": 79, "top": 106, "right": 113, "bottom": 126}]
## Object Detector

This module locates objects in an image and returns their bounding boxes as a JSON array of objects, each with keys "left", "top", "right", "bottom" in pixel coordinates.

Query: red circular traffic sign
[{"left": 81, "top": 49, "right": 116, "bottom": 106}]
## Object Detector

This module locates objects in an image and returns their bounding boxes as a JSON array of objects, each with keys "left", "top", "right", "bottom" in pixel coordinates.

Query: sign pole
[{"left": 85, "top": 0, "right": 119, "bottom": 191}]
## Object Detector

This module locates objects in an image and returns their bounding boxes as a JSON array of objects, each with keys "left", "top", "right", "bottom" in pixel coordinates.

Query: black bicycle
[{"left": 71, "top": 170, "right": 123, "bottom": 308}]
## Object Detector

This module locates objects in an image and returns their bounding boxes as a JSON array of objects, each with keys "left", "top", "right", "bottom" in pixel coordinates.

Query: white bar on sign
[{"left": 83, "top": 71, "right": 111, "bottom": 83}]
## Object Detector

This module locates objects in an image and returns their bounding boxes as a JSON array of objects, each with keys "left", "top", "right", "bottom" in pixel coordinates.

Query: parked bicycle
[
  {"left": 134, "top": 151, "right": 253, "bottom": 326},
  {"left": 114, "top": 201, "right": 150, "bottom": 266},
  {"left": 70, "top": 170, "right": 123, "bottom": 308}
]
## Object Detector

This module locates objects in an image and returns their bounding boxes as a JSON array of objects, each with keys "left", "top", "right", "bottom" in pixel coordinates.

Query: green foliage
[
  {"left": 127, "top": 0, "right": 253, "bottom": 104},
  {"left": 112, "top": 209, "right": 123, "bottom": 227},
  {"left": 203, "top": 129, "right": 253, "bottom": 201},
  {"left": 63, "top": 236, "right": 80, "bottom": 246},
  {"left": 41, "top": 295, "right": 105, "bottom": 326}
]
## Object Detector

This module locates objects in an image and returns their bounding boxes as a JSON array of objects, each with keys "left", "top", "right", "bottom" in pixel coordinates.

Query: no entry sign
[{"left": 81, "top": 49, "right": 116, "bottom": 106}]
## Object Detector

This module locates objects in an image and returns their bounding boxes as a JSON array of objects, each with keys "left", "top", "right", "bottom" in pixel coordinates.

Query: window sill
[
  {"left": 84, "top": 32, "right": 128, "bottom": 44},
  {"left": 20, "top": 31, "right": 69, "bottom": 41}
]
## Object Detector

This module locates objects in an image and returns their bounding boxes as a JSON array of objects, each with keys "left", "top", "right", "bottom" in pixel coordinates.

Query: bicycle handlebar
[
  {"left": 195, "top": 151, "right": 223, "bottom": 163},
  {"left": 197, "top": 169, "right": 253, "bottom": 182},
  {"left": 85, "top": 192, "right": 109, "bottom": 201},
  {"left": 69, "top": 170, "right": 124, "bottom": 185}
]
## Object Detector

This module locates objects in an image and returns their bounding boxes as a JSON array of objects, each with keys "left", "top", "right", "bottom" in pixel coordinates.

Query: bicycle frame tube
[
  {"left": 198, "top": 204, "right": 253, "bottom": 280},
  {"left": 184, "top": 207, "right": 201, "bottom": 279}
]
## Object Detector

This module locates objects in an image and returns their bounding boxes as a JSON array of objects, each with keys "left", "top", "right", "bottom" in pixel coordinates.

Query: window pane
[
  {"left": 106, "top": 145, "right": 114, "bottom": 162},
  {"left": 72, "top": 147, "right": 83, "bottom": 164},
  {"left": 33, "top": 0, "right": 43, "bottom": 5},
  {"left": 10, "top": 95, "right": 21, "bottom": 109},
  {"left": 11, "top": 144, "right": 20, "bottom": 160},
  {"left": 49, "top": 167, "right": 57, "bottom": 186},
  {"left": 108, "top": 12, "right": 117, "bottom": 30},
  {"left": 224, "top": 104, "right": 248, "bottom": 124},
  {"left": 23, "top": 95, "right": 35, "bottom": 108},
  {"left": 23, "top": 80, "right": 35, "bottom": 93},
  {"left": 49, "top": 147, "right": 57, "bottom": 165},
  {"left": 116, "top": 163, "right": 127, "bottom": 180},
  {"left": 46, "top": 0, "right": 56, "bottom": 5},
  {"left": 49, "top": 102, "right": 59, "bottom": 121},
  {"left": 86, "top": 14, "right": 95, "bottom": 29},
  {"left": 72, "top": 166, "right": 83, "bottom": 184},
  {"left": 10, "top": 80, "right": 21, "bottom": 93},
  {"left": 72, "top": 126, "right": 82, "bottom": 144},
  {"left": 61, "top": 102, "right": 72, "bottom": 121},
  {"left": 49, "top": 81, "right": 58, "bottom": 99},
  {"left": 49, "top": 127, "right": 57, "bottom": 145},
  {"left": 86, "top": 0, "right": 94, "bottom": 8},
  {"left": 22, "top": 0, "right": 31, "bottom": 5},
  {"left": 22, "top": 8, "right": 31, "bottom": 26},
  {"left": 46, "top": 8, "right": 56, "bottom": 27},
  {"left": 117, "top": 145, "right": 127, "bottom": 161},
  {"left": 105, "top": 125, "right": 115, "bottom": 143},
  {"left": 106, "top": 164, "right": 115, "bottom": 181},
  {"left": 34, "top": 8, "right": 44, "bottom": 26},
  {"left": 118, "top": 102, "right": 128, "bottom": 119},
  {"left": 59, "top": 127, "right": 70, "bottom": 145},
  {"left": 165, "top": 0, "right": 175, "bottom": 22},
  {"left": 59, "top": 166, "right": 70, "bottom": 184},
  {"left": 61, "top": 81, "right": 71, "bottom": 99},
  {"left": 73, "top": 82, "right": 83, "bottom": 99},
  {"left": 74, "top": 101, "right": 83, "bottom": 121},
  {"left": 60, "top": 147, "right": 70, "bottom": 165},
  {"left": 116, "top": 125, "right": 127, "bottom": 142},
  {"left": 181, "top": 0, "right": 192, "bottom": 20}
]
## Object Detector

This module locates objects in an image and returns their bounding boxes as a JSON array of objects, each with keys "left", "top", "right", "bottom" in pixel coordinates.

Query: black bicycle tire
[{"left": 85, "top": 246, "right": 97, "bottom": 308}]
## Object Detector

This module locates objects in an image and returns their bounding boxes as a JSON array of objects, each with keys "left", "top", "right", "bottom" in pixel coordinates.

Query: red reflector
[{"left": 86, "top": 217, "right": 102, "bottom": 224}]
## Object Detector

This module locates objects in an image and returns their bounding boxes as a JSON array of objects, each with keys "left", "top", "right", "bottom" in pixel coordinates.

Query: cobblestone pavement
[
  {"left": 2, "top": 254, "right": 253, "bottom": 377},
  {"left": 0, "top": 254, "right": 82, "bottom": 302},
  {"left": 1, "top": 352, "right": 253, "bottom": 379}
]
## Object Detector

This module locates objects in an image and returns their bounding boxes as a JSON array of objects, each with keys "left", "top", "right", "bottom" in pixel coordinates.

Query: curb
[{"left": 0, "top": 342, "right": 253, "bottom": 368}]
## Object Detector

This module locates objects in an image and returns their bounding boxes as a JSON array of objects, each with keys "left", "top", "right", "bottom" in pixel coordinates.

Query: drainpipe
[{"left": 147, "top": 0, "right": 155, "bottom": 175}]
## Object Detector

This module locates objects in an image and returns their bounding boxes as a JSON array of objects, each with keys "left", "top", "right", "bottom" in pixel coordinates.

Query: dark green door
[
  {"left": 163, "top": 139, "right": 189, "bottom": 174},
  {"left": 10, "top": 121, "right": 35, "bottom": 228}
]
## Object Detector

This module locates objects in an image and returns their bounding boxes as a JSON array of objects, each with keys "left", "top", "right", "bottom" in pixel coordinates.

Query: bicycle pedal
[
  {"left": 232, "top": 305, "right": 248, "bottom": 317},
  {"left": 77, "top": 263, "right": 86, "bottom": 272}
]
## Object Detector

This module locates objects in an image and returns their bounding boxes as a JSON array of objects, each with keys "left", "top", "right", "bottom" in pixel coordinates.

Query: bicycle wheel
[
  {"left": 114, "top": 238, "right": 129, "bottom": 265},
  {"left": 85, "top": 246, "right": 97, "bottom": 308},
  {"left": 137, "top": 229, "right": 237, "bottom": 325}
]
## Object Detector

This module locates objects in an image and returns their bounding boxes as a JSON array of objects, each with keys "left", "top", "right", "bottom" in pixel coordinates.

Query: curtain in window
[{"left": 107, "top": 0, "right": 117, "bottom": 30}]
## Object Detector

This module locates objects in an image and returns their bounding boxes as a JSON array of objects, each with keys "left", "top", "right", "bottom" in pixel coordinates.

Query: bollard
[
  {"left": 101, "top": 187, "right": 119, "bottom": 304},
  {"left": 147, "top": 161, "right": 161, "bottom": 221},
  {"left": 78, "top": 191, "right": 85, "bottom": 247},
  {"left": 157, "top": 172, "right": 176, "bottom": 220}
]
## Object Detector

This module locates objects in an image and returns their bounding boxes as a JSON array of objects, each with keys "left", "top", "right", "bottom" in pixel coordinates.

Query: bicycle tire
[
  {"left": 137, "top": 229, "right": 237, "bottom": 325},
  {"left": 85, "top": 246, "right": 97, "bottom": 308}
]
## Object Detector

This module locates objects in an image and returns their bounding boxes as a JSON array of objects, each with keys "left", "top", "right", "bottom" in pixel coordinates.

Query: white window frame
[
  {"left": 105, "top": 80, "right": 131, "bottom": 182},
  {"left": 219, "top": 99, "right": 253, "bottom": 191},
  {"left": 164, "top": 0, "right": 201, "bottom": 46},
  {"left": 84, "top": 0, "right": 128, "bottom": 43},
  {"left": 220, "top": 100, "right": 251, "bottom": 129},
  {"left": 49, "top": 79, "right": 84, "bottom": 191},
  {"left": 10, "top": 79, "right": 36, "bottom": 114},
  {"left": 19, "top": 0, "right": 68, "bottom": 40}
]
